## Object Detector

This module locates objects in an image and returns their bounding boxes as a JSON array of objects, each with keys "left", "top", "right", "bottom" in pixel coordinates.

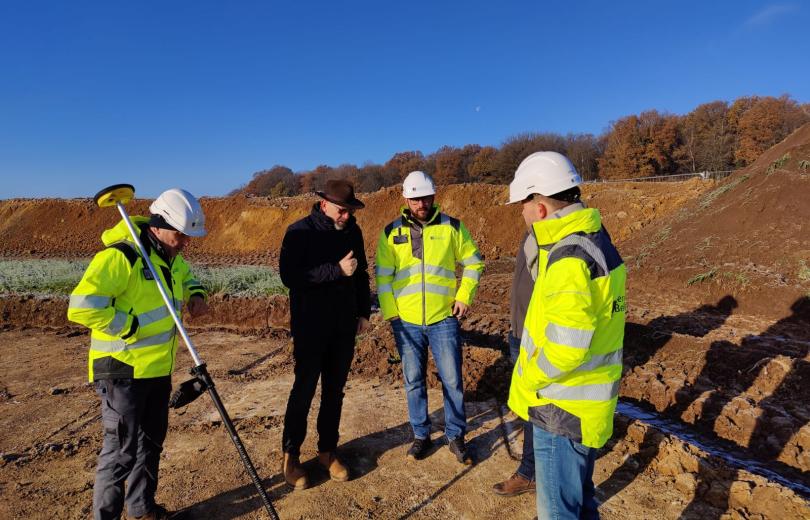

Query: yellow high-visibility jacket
[
  {"left": 375, "top": 206, "right": 484, "bottom": 325},
  {"left": 508, "top": 206, "right": 626, "bottom": 449},
  {"left": 67, "top": 217, "right": 207, "bottom": 381}
]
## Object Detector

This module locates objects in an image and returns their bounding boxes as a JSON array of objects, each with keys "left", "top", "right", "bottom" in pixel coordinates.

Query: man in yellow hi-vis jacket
[
  {"left": 68, "top": 188, "right": 209, "bottom": 520},
  {"left": 375, "top": 171, "right": 484, "bottom": 464},
  {"left": 506, "top": 152, "right": 626, "bottom": 520}
]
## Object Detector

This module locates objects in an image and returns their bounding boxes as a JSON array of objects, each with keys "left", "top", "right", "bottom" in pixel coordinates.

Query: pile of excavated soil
[
  {"left": 622, "top": 122, "right": 810, "bottom": 320},
  {"left": 0, "top": 181, "right": 711, "bottom": 264},
  {"left": 622, "top": 298, "right": 810, "bottom": 478}
]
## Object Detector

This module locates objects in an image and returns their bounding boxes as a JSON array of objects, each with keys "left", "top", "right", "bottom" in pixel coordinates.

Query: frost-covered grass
[
  {"left": 193, "top": 265, "right": 288, "bottom": 297},
  {"left": 0, "top": 259, "right": 88, "bottom": 294},
  {"left": 0, "top": 259, "right": 287, "bottom": 297}
]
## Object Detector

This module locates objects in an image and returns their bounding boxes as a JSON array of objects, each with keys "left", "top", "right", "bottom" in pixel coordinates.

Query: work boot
[
  {"left": 492, "top": 472, "right": 534, "bottom": 496},
  {"left": 133, "top": 504, "right": 172, "bottom": 520},
  {"left": 283, "top": 452, "right": 309, "bottom": 490},
  {"left": 447, "top": 437, "right": 473, "bottom": 465},
  {"left": 406, "top": 437, "right": 433, "bottom": 461},
  {"left": 317, "top": 451, "right": 350, "bottom": 482}
]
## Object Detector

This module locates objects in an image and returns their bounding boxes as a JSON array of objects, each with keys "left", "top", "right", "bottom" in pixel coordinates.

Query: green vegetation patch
[
  {"left": 0, "top": 260, "right": 287, "bottom": 297},
  {"left": 686, "top": 268, "right": 717, "bottom": 286},
  {"left": 633, "top": 225, "right": 671, "bottom": 267},
  {"left": 799, "top": 260, "right": 810, "bottom": 283},
  {"left": 766, "top": 153, "right": 791, "bottom": 175},
  {"left": 698, "top": 174, "right": 750, "bottom": 210}
]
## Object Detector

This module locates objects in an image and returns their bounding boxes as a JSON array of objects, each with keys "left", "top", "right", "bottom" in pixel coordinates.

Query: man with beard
[
  {"left": 375, "top": 171, "right": 484, "bottom": 465},
  {"left": 279, "top": 179, "right": 371, "bottom": 490}
]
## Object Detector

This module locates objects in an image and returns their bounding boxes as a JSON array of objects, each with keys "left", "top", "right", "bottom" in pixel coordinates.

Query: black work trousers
[
  {"left": 93, "top": 376, "right": 171, "bottom": 520},
  {"left": 282, "top": 318, "right": 357, "bottom": 455}
]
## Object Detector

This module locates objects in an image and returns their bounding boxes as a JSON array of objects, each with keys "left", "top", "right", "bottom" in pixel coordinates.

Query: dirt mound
[
  {"left": 0, "top": 181, "right": 711, "bottom": 264},
  {"left": 623, "top": 122, "right": 810, "bottom": 319}
]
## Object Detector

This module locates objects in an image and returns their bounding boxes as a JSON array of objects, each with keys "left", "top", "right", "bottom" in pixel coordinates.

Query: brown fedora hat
[{"left": 316, "top": 179, "right": 365, "bottom": 210}]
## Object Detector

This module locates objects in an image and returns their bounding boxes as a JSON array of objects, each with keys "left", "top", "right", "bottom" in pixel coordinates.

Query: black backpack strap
[{"left": 107, "top": 242, "right": 141, "bottom": 267}]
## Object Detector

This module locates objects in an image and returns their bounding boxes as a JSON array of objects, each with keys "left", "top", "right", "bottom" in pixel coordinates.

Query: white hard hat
[
  {"left": 507, "top": 151, "right": 582, "bottom": 204},
  {"left": 149, "top": 188, "right": 207, "bottom": 237},
  {"left": 402, "top": 171, "right": 436, "bottom": 198}
]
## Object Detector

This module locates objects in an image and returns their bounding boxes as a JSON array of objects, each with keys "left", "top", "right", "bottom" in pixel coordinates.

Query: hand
[
  {"left": 356, "top": 317, "right": 370, "bottom": 336},
  {"left": 187, "top": 295, "right": 209, "bottom": 318},
  {"left": 339, "top": 250, "right": 358, "bottom": 277},
  {"left": 451, "top": 301, "right": 468, "bottom": 318}
]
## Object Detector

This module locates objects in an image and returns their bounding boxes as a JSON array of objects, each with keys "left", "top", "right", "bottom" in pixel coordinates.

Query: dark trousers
[
  {"left": 93, "top": 377, "right": 171, "bottom": 520},
  {"left": 509, "top": 334, "right": 535, "bottom": 481},
  {"left": 282, "top": 318, "right": 356, "bottom": 455}
]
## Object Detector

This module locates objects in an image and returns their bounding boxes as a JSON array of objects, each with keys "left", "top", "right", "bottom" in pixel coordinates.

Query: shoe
[
  {"left": 406, "top": 437, "right": 433, "bottom": 460},
  {"left": 318, "top": 451, "right": 350, "bottom": 482},
  {"left": 492, "top": 472, "right": 534, "bottom": 496},
  {"left": 447, "top": 437, "right": 473, "bottom": 465},
  {"left": 283, "top": 452, "right": 309, "bottom": 490},
  {"left": 133, "top": 504, "right": 172, "bottom": 520}
]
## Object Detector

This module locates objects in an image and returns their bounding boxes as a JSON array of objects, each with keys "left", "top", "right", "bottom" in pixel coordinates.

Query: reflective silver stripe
[
  {"left": 395, "top": 264, "right": 455, "bottom": 282},
  {"left": 393, "top": 265, "right": 422, "bottom": 282},
  {"left": 91, "top": 328, "right": 176, "bottom": 353},
  {"left": 549, "top": 234, "right": 608, "bottom": 277},
  {"left": 516, "top": 361, "right": 523, "bottom": 377},
  {"left": 461, "top": 253, "right": 483, "bottom": 266},
  {"left": 545, "top": 323, "right": 594, "bottom": 349},
  {"left": 102, "top": 311, "right": 129, "bottom": 336},
  {"left": 376, "top": 266, "right": 395, "bottom": 277},
  {"left": 536, "top": 349, "right": 565, "bottom": 378},
  {"left": 137, "top": 306, "right": 172, "bottom": 328},
  {"left": 395, "top": 283, "right": 453, "bottom": 298},
  {"left": 69, "top": 295, "right": 111, "bottom": 309},
  {"left": 539, "top": 380, "right": 620, "bottom": 401},
  {"left": 439, "top": 214, "right": 450, "bottom": 225},
  {"left": 534, "top": 348, "right": 623, "bottom": 379},
  {"left": 522, "top": 328, "right": 538, "bottom": 359},
  {"left": 378, "top": 283, "right": 393, "bottom": 294},
  {"left": 462, "top": 268, "right": 481, "bottom": 282},
  {"left": 425, "top": 264, "right": 455, "bottom": 279},
  {"left": 579, "top": 349, "right": 623, "bottom": 371}
]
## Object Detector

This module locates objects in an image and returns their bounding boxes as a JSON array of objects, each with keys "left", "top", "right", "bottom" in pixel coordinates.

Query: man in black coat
[{"left": 279, "top": 179, "right": 371, "bottom": 490}]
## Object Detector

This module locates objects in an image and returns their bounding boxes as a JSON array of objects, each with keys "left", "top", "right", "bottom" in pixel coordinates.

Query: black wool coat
[{"left": 279, "top": 203, "right": 371, "bottom": 337}]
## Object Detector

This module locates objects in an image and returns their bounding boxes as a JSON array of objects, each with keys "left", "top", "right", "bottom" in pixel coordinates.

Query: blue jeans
[
  {"left": 533, "top": 425, "right": 599, "bottom": 520},
  {"left": 391, "top": 316, "right": 466, "bottom": 441},
  {"left": 509, "top": 334, "right": 535, "bottom": 481}
]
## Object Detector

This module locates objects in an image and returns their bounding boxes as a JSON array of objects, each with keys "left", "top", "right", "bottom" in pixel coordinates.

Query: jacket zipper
[{"left": 421, "top": 231, "right": 426, "bottom": 327}]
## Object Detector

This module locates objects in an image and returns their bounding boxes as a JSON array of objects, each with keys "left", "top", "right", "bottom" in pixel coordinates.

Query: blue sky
[{"left": 1, "top": 1, "right": 808, "bottom": 198}]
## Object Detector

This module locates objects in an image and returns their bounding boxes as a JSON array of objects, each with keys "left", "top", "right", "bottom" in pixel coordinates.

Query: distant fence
[{"left": 585, "top": 170, "right": 737, "bottom": 184}]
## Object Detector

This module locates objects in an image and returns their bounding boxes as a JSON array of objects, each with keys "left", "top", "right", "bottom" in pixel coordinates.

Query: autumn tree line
[{"left": 232, "top": 95, "right": 809, "bottom": 197}]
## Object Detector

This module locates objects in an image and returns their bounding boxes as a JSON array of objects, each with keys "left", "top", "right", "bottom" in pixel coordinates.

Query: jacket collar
[
  {"left": 400, "top": 204, "right": 440, "bottom": 227},
  {"left": 309, "top": 202, "right": 356, "bottom": 232},
  {"left": 531, "top": 205, "right": 601, "bottom": 246}
]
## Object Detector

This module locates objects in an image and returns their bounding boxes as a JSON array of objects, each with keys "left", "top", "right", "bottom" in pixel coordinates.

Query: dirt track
[{"left": 2, "top": 327, "right": 808, "bottom": 520}]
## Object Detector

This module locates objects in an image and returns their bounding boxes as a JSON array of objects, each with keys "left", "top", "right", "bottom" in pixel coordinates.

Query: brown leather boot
[
  {"left": 492, "top": 472, "right": 534, "bottom": 496},
  {"left": 283, "top": 452, "right": 309, "bottom": 490},
  {"left": 317, "top": 451, "right": 350, "bottom": 482}
]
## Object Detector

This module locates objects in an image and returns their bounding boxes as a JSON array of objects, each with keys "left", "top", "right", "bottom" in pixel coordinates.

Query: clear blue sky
[{"left": 1, "top": 1, "right": 808, "bottom": 198}]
